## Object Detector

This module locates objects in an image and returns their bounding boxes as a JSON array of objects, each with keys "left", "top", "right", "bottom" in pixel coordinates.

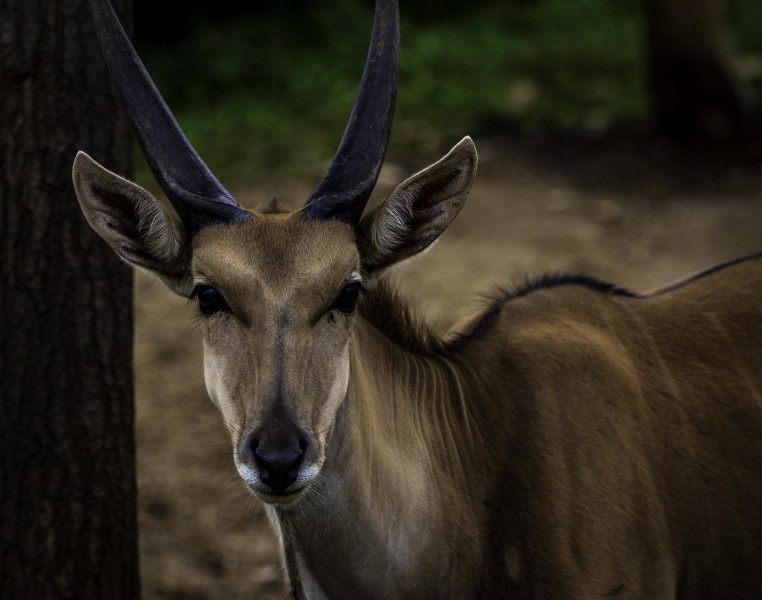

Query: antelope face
[
  {"left": 73, "top": 135, "right": 476, "bottom": 504},
  {"left": 193, "top": 216, "right": 360, "bottom": 502}
]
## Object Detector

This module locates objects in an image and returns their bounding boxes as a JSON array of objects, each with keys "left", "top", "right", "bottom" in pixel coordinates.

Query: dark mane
[
  {"left": 444, "top": 272, "right": 637, "bottom": 352},
  {"left": 361, "top": 272, "right": 635, "bottom": 355},
  {"left": 502, "top": 272, "right": 638, "bottom": 301},
  {"left": 643, "top": 252, "right": 762, "bottom": 297},
  {"left": 359, "top": 280, "right": 443, "bottom": 355}
]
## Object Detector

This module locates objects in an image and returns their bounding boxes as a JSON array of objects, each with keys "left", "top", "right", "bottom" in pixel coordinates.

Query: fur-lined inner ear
[
  {"left": 359, "top": 137, "right": 478, "bottom": 277},
  {"left": 371, "top": 185, "right": 414, "bottom": 255},
  {"left": 135, "top": 187, "right": 185, "bottom": 266},
  {"left": 72, "top": 151, "right": 192, "bottom": 295}
]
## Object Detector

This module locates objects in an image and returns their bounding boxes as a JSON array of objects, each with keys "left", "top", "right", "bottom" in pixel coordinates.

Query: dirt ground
[{"left": 133, "top": 132, "right": 762, "bottom": 599}]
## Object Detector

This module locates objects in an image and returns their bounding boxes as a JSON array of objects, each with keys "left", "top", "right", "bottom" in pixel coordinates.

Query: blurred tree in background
[
  {"left": 643, "top": 0, "right": 752, "bottom": 139},
  {"left": 0, "top": 0, "right": 138, "bottom": 597},
  {"left": 130, "top": 0, "right": 761, "bottom": 184}
]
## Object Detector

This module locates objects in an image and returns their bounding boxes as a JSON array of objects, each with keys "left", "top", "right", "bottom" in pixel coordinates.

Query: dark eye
[
  {"left": 191, "top": 285, "right": 228, "bottom": 316},
  {"left": 331, "top": 282, "right": 365, "bottom": 315}
]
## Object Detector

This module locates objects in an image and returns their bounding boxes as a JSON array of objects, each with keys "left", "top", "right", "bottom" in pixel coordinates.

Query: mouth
[
  {"left": 235, "top": 465, "right": 310, "bottom": 505},
  {"left": 253, "top": 486, "right": 308, "bottom": 506}
]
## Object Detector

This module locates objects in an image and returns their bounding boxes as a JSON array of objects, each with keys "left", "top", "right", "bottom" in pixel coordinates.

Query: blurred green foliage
[{"left": 134, "top": 0, "right": 761, "bottom": 184}]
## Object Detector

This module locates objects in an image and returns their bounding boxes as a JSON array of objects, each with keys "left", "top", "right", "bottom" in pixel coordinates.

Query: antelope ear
[
  {"left": 358, "top": 136, "right": 477, "bottom": 277},
  {"left": 72, "top": 151, "right": 193, "bottom": 295}
]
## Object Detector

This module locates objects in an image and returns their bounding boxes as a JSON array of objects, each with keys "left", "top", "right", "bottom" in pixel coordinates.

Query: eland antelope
[{"left": 73, "top": 0, "right": 762, "bottom": 598}]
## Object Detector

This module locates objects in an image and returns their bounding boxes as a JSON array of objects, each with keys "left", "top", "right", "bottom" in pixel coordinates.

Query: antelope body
[{"left": 73, "top": 1, "right": 762, "bottom": 598}]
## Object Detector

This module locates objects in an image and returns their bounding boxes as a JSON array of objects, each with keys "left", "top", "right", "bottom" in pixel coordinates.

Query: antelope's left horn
[{"left": 301, "top": 0, "right": 400, "bottom": 225}]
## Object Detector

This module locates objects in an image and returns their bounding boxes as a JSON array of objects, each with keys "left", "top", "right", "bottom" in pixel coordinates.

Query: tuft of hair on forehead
[{"left": 254, "top": 198, "right": 290, "bottom": 215}]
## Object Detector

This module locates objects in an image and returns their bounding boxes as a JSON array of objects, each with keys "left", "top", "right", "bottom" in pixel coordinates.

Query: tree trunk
[
  {"left": 0, "top": 0, "right": 139, "bottom": 597},
  {"left": 642, "top": 0, "right": 751, "bottom": 139}
]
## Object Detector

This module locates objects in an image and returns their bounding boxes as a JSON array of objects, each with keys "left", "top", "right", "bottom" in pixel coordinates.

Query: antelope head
[{"left": 73, "top": 0, "right": 477, "bottom": 505}]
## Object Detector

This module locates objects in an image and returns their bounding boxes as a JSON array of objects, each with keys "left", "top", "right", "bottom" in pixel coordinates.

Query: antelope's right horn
[{"left": 89, "top": 0, "right": 252, "bottom": 234}]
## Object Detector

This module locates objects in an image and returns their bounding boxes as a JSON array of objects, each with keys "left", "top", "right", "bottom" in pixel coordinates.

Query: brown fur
[
  {"left": 73, "top": 141, "right": 762, "bottom": 599},
  {"left": 358, "top": 280, "right": 443, "bottom": 355}
]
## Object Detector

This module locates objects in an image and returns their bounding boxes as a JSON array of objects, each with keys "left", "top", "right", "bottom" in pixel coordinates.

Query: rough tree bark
[
  {"left": 0, "top": 0, "right": 139, "bottom": 597},
  {"left": 642, "top": 0, "right": 752, "bottom": 139}
]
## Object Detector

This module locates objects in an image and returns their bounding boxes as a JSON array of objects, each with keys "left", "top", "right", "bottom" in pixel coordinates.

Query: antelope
[{"left": 73, "top": 0, "right": 762, "bottom": 598}]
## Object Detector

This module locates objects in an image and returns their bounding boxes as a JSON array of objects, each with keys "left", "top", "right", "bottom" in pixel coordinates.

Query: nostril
[{"left": 253, "top": 445, "right": 304, "bottom": 494}]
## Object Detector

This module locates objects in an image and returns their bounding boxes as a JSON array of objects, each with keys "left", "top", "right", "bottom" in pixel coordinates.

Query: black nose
[{"left": 245, "top": 432, "right": 306, "bottom": 494}]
